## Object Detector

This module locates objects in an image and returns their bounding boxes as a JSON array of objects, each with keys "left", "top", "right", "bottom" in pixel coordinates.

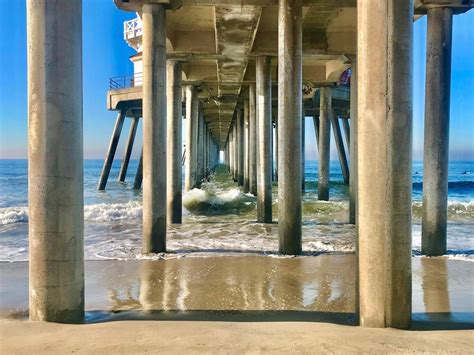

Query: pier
[{"left": 26, "top": 0, "right": 472, "bottom": 329}]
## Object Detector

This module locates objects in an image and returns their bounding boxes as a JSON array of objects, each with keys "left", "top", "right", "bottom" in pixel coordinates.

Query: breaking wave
[
  {"left": 183, "top": 188, "right": 255, "bottom": 215},
  {"left": 412, "top": 200, "right": 474, "bottom": 220},
  {"left": 1, "top": 199, "right": 473, "bottom": 226},
  {"left": 0, "top": 201, "right": 143, "bottom": 225}
]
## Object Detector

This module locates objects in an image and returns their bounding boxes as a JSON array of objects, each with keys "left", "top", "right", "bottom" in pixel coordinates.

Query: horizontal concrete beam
[
  {"left": 115, "top": 0, "right": 356, "bottom": 11},
  {"left": 415, "top": 0, "right": 473, "bottom": 14}
]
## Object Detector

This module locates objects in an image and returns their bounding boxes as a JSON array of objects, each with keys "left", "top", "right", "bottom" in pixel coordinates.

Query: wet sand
[{"left": 1, "top": 255, "right": 473, "bottom": 353}]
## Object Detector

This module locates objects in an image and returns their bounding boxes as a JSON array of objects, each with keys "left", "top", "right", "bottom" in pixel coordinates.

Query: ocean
[{"left": 0, "top": 159, "right": 473, "bottom": 262}]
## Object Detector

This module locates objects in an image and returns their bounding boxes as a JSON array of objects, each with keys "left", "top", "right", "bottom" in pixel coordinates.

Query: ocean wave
[
  {"left": 0, "top": 201, "right": 143, "bottom": 225},
  {"left": 412, "top": 200, "right": 474, "bottom": 220},
  {"left": 1, "top": 198, "right": 473, "bottom": 226},
  {"left": 182, "top": 188, "right": 255, "bottom": 215},
  {"left": 84, "top": 201, "right": 142, "bottom": 222},
  {"left": 0, "top": 207, "right": 28, "bottom": 225}
]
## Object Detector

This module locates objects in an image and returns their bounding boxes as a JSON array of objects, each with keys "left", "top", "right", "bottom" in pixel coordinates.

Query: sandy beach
[{"left": 1, "top": 255, "right": 473, "bottom": 353}]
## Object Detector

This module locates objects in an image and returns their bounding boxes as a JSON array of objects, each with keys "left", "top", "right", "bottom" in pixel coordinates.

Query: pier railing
[
  {"left": 109, "top": 73, "right": 143, "bottom": 90},
  {"left": 124, "top": 17, "right": 142, "bottom": 41}
]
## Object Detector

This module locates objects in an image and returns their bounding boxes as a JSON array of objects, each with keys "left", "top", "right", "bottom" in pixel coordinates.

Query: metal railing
[
  {"left": 109, "top": 73, "right": 143, "bottom": 90},
  {"left": 123, "top": 17, "right": 142, "bottom": 40}
]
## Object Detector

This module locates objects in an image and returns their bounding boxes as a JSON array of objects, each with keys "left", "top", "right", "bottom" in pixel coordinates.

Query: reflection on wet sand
[
  {"left": 0, "top": 256, "right": 472, "bottom": 328},
  {"left": 421, "top": 257, "right": 451, "bottom": 314},
  {"left": 106, "top": 256, "right": 356, "bottom": 313}
]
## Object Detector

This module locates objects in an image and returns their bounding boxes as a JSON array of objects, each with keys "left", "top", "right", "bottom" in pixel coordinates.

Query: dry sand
[
  {"left": 1, "top": 318, "right": 473, "bottom": 354},
  {"left": 1, "top": 255, "right": 473, "bottom": 353}
]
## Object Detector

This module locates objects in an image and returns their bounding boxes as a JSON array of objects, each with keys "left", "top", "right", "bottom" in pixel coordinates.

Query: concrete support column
[
  {"left": 349, "top": 61, "right": 358, "bottom": 225},
  {"left": 313, "top": 115, "right": 320, "bottom": 146},
  {"left": 256, "top": 56, "right": 273, "bottom": 223},
  {"left": 318, "top": 87, "right": 331, "bottom": 201},
  {"left": 249, "top": 84, "right": 257, "bottom": 195},
  {"left": 342, "top": 118, "right": 350, "bottom": 147},
  {"left": 237, "top": 109, "right": 245, "bottom": 186},
  {"left": 244, "top": 100, "right": 250, "bottom": 193},
  {"left": 118, "top": 116, "right": 139, "bottom": 182},
  {"left": 274, "top": 119, "right": 278, "bottom": 182},
  {"left": 422, "top": 7, "right": 453, "bottom": 256},
  {"left": 357, "top": 0, "right": 413, "bottom": 329},
  {"left": 331, "top": 115, "right": 349, "bottom": 184},
  {"left": 277, "top": 0, "right": 302, "bottom": 254},
  {"left": 133, "top": 149, "right": 143, "bottom": 190},
  {"left": 197, "top": 106, "right": 204, "bottom": 186},
  {"left": 166, "top": 60, "right": 182, "bottom": 225},
  {"left": 142, "top": 3, "right": 167, "bottom": 253},
  {"left": 301, "top": 111, "right": 305, "bottom": 191},
  {"left": 27, "top": 0, "right": 84, "bottom": 322},
  {"left": 233, "top": 124, "right": 238, "bottom": 181},
  {"left": 98, "top": 110, "right": 125, "bottom": 190},
  {"left": 229, "top": 129, "right": 234, "bottom": 176},
  {"left": 185, "top": 86, "right": 198, "bottom": 192}
]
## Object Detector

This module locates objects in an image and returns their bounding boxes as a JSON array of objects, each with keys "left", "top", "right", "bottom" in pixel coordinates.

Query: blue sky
[{"left": 0, "top": 1, "right": 472, "bottom": 161}]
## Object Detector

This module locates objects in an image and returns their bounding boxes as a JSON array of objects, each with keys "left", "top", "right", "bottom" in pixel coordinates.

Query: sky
[{"left": 0, "top": 1, "right": 473, "bottom": 161}]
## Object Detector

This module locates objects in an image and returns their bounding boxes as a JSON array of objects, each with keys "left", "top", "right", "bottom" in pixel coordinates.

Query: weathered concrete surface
[
  {"left": 278, "top": 0, "right": 302, "bottom": 254},
  {"left": 331, "top": 115, "right": 349, "bottom": 185},
  {"left": 249, "top": 84, "right": 257, "bottom": 196},
  {"left": 185, "top": 86, "right": 198, "bottom": 191},
  {"left": 112, "top": 0, "right": 360, "bottom": 146},
  {"left": 301, "top": 112, "right": 305, "bottom": 191},
  {"left": 349, "top": 61, "right": 358, "bottom": 225},
  {"left": 422, "top": 7, "right": 453, "bottom": 256},
  {"left": 166, "top": 61, "right": 183, "bottom": 224},
  {"left": 118, "top": 116, "right": 139, "bottom": 182},
  {"left": 237, "top": 109, "right": 245, "bottom": 186},
  {"left": 256, "top": 56, "right": 273, "bottom": 223},
  {"left": 27, "top": 0, "right": 84, "bottom": 323},
  {"left": 357, "top": 0, "right": 413, "bottom": 329},
  {"left": 98, "top": 110, "right": 125, "bottom": 190},
  {"left": 142, "top": 4, "right": 167, "bottom": 253},
  {"left": 133, "top": 149, "right": 144, "bottom": 189},
  {"left": 243, "top": 100, "right": 250, "bottom": 192},
  {"left": 318, "top": 87, "right": 331, "bottom": 201}
]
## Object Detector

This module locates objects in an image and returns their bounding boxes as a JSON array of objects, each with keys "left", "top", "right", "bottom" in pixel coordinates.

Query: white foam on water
[
  {"left": 0, "top": 207, "right": 28, "bottom": 225},
  {"left": 84, "top": 201, "right": 142, "bottom": 221}
]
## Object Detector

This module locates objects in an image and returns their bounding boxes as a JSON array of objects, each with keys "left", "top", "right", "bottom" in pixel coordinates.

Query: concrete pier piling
[
  {"left": 197, "top": 106, "right": 205, "bottom": 185},
  {"left": 237, "top": 109, "right": 245, "bottom": 186},
  {"left": 331, "top": 115, "right": 349, "bottom": 184},
  {"left": 349, "top": 62, "right": 358, "bottom": 225},
  {"left": 313, "top": 115, "right": 320, "bottom": 146},
  {"left": 274, "top": 119, "right": 278, "bottom": 182},
  {"left": 277, "top": 0, "right": 302, "bottom": 254},
  {"left": 357, "top": 0, "right": 413, "bottom": 329},
  {"left": 233, "top": 123, "right": 238, "bottom": 181},
  {"left": 301, "top": 112, "right": 305, "bottom": 191},
  {"left": 256, "top": 56, "right": 273, "bottom": 223},
  {"left": 185, "top": 86, "right": 198, "bottom": 192},
  {"left": 118, "top": 116, "right": 139, "bottom": 182},
  {"left": 342, "top": 118, "right": 350, "bottom": 147},
  {"left": 142, "top": 3, "right": 167, "bottom": 253},
  {"left": 249, "top": 84, "right": 257, "bottom": 196},
  {"left": 318, "top": 87, "right": 331, "bottom": 201},
  {"left": 133, "top": 149, "right": 143, "bottom": 190},
  {"left": 166, "top": 60, "right": 183, "bottom": 224},
  {"left": 229, "top": 128, "right": 234, "bottom": 178},
  {"left": 422, "top": 7, "right": 453, "bottom": 256},
  {"left": 244, "top": 100, "right": 250, "bottom": 193},
  {"left": 27, "top": 0, "right": 84, "bottom": 322},
  {"left": 98, "top": 110, "right": 125, "bottom": 190}
]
